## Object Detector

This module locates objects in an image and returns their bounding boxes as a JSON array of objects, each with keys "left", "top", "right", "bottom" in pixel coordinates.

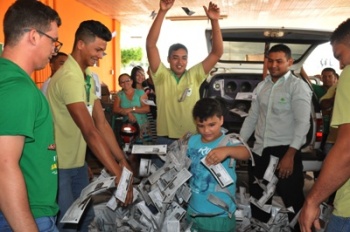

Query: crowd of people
[{"left": 1, "top": 0, "right": 350, "bottom": 231}]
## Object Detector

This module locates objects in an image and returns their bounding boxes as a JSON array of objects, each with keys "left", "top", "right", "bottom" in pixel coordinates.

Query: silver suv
[{"left": 201, "top": 27, "right": 332, "bottom": 171}]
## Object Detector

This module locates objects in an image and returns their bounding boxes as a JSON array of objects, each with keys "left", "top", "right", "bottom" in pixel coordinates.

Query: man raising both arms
[{"left": 146, "top": 0, "right": 223, "bottom": 145}]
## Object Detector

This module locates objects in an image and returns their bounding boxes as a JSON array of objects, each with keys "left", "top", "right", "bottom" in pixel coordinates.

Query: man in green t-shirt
[
  {"left": 299, "top": 18, "right": 350, "bottom": 232},
  {"left": 312, "top": 67, "right": 338, "bottom": 101},
  {"left": 0, "top": 1, "right": 61, "bottom": 231},
  {"left": 312, "top": 68, "right": 338, "bottom": 150}
]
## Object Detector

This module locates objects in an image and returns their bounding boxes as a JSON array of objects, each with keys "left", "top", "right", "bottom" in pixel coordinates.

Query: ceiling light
[{"left": 263, "top": 30, "right": 284, "bottom": 38}]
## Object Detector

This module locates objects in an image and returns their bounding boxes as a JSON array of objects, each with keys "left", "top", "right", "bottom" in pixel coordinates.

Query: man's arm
[
  {"left": 278, "top": 81, "right": 312, "bottom": 178},
  {"left": 290, "top": 81, "right": 312, "bottom": 150},
  {"left": 66, "top": 103, "right": 123, "bottom": 179},
  {"left": 239, "top": 85, "right": 261, "bottom": 142},
  {"left": 299, "top": 123, "right": 350, "bottom": 232},
  {"left": 205, "top": 146, "right": 250, "bottom": 166},
  {"left": 146, "top": 0, "right": 175, "bottom": 73},
  {"left": 0, "top": 136, "right": 38, "bottom": 231},
  {"left": 92, "top": 100, "right": 134, "bottom": 203},
  {"left": 93, "top": 100, "right": 129, "bottom": 164},
  {"left": 201, "top": 2, "right": 224, "bottom": 74}
]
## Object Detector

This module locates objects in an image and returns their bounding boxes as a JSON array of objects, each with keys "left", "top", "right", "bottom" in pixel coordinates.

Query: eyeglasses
[
  {"left": 23, "top": 28, "right": 63, "bottom": 54},
  {"left": 119, "top": 79, "right": 131, "bottom": 84}
]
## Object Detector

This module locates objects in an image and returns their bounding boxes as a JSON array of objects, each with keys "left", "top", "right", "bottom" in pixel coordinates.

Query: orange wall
[{"left": 0, "top": 0, "right": 121, "bottom": 91}]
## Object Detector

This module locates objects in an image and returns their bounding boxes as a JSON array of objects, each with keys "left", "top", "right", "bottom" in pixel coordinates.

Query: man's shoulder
[
  {"left": 154, "top": 62, "right": 169, "bottom": 73},
  {"left": 51, "top": 63, "right": 81, "bottom": 84},
  {"left": 0, "top": 58, "right": 27, "bottom": 81},
  {"left": 286, "top": 74, "right": 311, "bottom": 90},
  {"left": 187, "top": 63, "right": 205, "bottom": 73}
]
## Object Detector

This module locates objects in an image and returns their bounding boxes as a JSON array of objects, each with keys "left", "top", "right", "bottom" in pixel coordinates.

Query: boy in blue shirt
[{"left": 186, "top": 98, "right": 251, "bottom": 232}]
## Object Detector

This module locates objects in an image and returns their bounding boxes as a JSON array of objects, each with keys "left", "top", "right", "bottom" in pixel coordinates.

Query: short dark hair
[
  {"left": 3, "top": 0, "right": 61, "bottom": 46},
  {"left": 192, "top": 98, "right": 223, "bottom": 123},
  {"left": 268, "top": 44, "right": 292, "bottom": 59},
  {"left": 168, "top": 43, "right": 188, "bottom": 58},
  {"left": 330, "top": 18, "right": 350, "bottom": 46},
  {"left": 130, "top": 66, "right": 144, "bottom": 88},
  {"left": 321, "top": 67, "right": 337, "bottom": 76},
  {"left": 50, "top": 52, "right": 68, "bottom": 64},
  {"left": 73, "top": 20, "right": 112, "bottom": 48}
]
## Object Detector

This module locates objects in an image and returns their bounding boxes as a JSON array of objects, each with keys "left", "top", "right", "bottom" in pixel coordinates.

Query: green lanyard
[{"left": 85, "top": 74, "right": 91, "bottom": 106}]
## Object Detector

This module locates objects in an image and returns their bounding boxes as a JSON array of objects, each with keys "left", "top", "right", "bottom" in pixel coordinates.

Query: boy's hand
[
  {"left": 203, "top": 2, "right": 221, "bottom": 21},
  {"left": 160, "top": 0, "right": 175, "bottom": 11},
  {"left": 205, "top": 147, "right": 227, "bottom": 165}
]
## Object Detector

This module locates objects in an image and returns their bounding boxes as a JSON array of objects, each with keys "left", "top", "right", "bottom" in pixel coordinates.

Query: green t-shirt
[
  {"left": 312, "top": 84, "right": 327, "bottom": 101},
  {"left": 0, "top": 58, "right": 58, "bottom": 218},
  {"left": 48, "top": 55, "right": 98, "bottom": 169},
  {"left": 152, "top": 62, "right": 206, "bottom": 139},
  {"left": 331, "top": 65, "right": 350, "bottom": 217}
]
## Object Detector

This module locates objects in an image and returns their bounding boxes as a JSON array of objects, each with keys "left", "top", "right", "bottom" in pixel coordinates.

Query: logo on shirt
[{"left": 198, "top": 147, "right": 212, "bottom": 157}]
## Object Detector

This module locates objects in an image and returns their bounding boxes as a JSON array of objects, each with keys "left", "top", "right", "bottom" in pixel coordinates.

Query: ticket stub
[
  {"left": 139, "top": 158, "right": 152, "bottom": 177},
  {"left": 131, "top": 144, "right": 167, "bottom": 155},
  {"left": 148, "top": 187, "right": 164, "bottom": 212},
  {"left": 114, "top": 167, "right": 133, "bottom": 203},
  {"left": 162, "top": 168, "right": 192, "bottom": 202},
  {"left": 61, "top": 197, "right": 91, "bottom": 224},
  {"left": 263, "top": 155, "right": 279, "bottom": 182},
  {"left": 201, "top": 157, "right": 233, "bottom": 188}
]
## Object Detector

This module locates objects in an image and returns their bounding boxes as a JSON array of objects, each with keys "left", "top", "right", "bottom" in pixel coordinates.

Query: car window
[{"left": 222, "top": 41, "right": 311, "bottom": 63}]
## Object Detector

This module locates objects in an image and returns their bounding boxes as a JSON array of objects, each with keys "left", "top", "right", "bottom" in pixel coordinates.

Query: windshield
[{"left": 222, "top": 41, "right": 311, "bottom": 63}]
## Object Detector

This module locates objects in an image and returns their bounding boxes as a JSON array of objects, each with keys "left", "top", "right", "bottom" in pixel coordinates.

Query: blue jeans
[
  {"left": 0, "top": 212, "right": 58, "bottom": 232},
  {"left": 57, "top": 163, "right": 95, "bottom": 232},
  {"left": 326, "top": 214, "right": 350, "bottom": 232}
]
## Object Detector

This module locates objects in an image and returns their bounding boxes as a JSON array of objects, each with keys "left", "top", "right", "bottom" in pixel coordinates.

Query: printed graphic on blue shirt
[
  {"left": 188, "top": 146, "right": 217, "bottom": 194},
  {"left": 187, "top": 134, "right": 237, "bottom": 215}
]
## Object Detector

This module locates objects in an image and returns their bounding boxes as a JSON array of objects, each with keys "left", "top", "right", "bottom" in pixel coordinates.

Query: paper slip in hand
[
  {"left": 201, "top": 157, "right": 233, "bottom": 188},
  {"left": 142, "top": 99, "right": 156, "bottom": 106},
  {"left": 131, "top": 144, "right": 167, "bottom": 155},
  {"left": 114, "top": 167, "right": 133, "bottom": 203}
]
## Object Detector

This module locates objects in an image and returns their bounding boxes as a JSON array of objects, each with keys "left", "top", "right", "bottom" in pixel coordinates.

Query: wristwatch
[{"left": 132, "top": 106, "right": 136, "bottom": 112}]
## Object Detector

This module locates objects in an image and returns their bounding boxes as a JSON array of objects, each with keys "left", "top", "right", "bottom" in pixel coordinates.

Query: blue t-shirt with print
[{"left": 187, "top": 133, "right": 241, "bottom": 217}]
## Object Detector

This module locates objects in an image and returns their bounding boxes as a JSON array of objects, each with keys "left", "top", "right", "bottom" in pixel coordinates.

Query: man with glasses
[
  {"left": 0, "top": 1, "right": 61, "bottom": 231},
  {"left": 23, "top": 28, "right": 63, "bottom": 55},
  {"left": 47, "top": 20, "right": 134, "bottom": 231}
]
